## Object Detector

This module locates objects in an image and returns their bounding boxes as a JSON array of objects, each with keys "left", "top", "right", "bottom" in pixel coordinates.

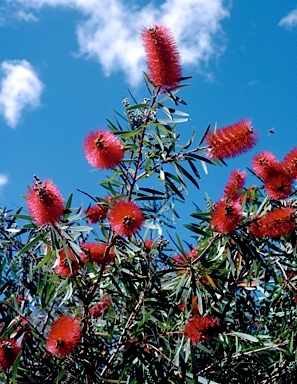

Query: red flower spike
[
  {"left": 90, "top": 299, "right": 112, "bottom": 318},
  {"left": 141, "top": 25, "right": 182, "bottom": 91},
  {"left": 46, "top": 316, "right": 81, "bottom": 357},
  {"left": 55, "top": 249, "right": 88, "bottom": 278},
  {"left": 80, "top": 243, "right": 115, "bottom": 265},
  {"left": 252, "top": 151, "right": 280, "bottom": 179},
  {"left": 223, "top": 170, "right": 246, "bottom": 202},
  {"left": 108, "top": 200, "right": 144, "bottom": 237},
  {"left": 84, "top": 204, "right": 107, "bottom": 224},
  {"left": 249, "top": 206, "right": 296, "bottom": 239},
  {"left": 211, "top": 199, "right": 242, "bottom": 234},
  {"left": 0, "top": 339, "right": 21, "bottom": 370},
  {"left": 27, "top": 178, "right": 64, "bottom": 226},
  {"left": 83, "top": 129, "right": 124, "bottom": 170},
  {"left": 282, "top": 147, "right": 297, "bottom": 179},
  {"left": 206, "top": 119, "right": 258, "bottom": 160},
  {"left": 184, "top": 315, "right": 220, "bottom": 345},
  {"left": 264, "top": 171, "right": 293, "bottom": 200},
  {"left": 144, "top": 239, "right": 155, "bottom": 253}
]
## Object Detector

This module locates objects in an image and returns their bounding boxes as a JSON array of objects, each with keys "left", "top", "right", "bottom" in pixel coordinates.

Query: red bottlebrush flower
[
  {"left": 80, "top": 243, "right": 115, "bottom": 265},
  {"left": 83, "top": 129, "right": 124, "bottom": 170},
  {"left": 252, "top": 151, "right": 280, "bottom": 179},
  {"left": 84, "top": 204, "right": 107, "bottom": 223},
  {"left": 55, "top": 249, "right": 87, "bottom": 277},
  {"left": 144, "top": 239, "right": 155, "bottom": 253},
  {"left": 264, "top": 170, "right": 293, "bottom": 200},
  {"left": 108, "top": 200, "right": 144, "bottom": 237},
  {"left": 27, "top": 178, "right": 64, "bottom": 226},
  {"left": 90, "top": 299, "right": 112, "bottom": 318},
  {"left": 140, "top": 24, "right": 182, "bottom": 91},
  {"left": 184, "top": 315, "right": 220, "bottom": 345},
  {"left": 0, "top": 339, "right": 21, "bottom": 370},
  {"left": 223, "top": 170, "right": 246, "bottom": 202},
  {"left": 206, "top": 119, "right": 258, "bottom": 160},
  {"left": 249, "top": 206, "right": 296, "bottom": 239},
  {"left": 282, "top": 147, "right": 297, "bottom": 179},
  {"left": 211, "top": 199, "right": 242, "bottom": 234},
  {"left": 46, "top": 315, "right": 81, "bottom": 357}
]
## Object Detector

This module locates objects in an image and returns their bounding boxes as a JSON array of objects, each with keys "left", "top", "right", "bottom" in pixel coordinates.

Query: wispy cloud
[
  {"left": 0, "top": 60, "right": 44, "bottom": 128},
  {"left": 7, "top": 0, "right": 230, "bottom": 86},
  {"left": 0, "top": 174, "right": 9, "bottom": 195},
  {"left": 15, "top": 9, "right": 38, "bottom": 22},
  {"left": 279, "top": 8, "right": 297, "bottom": 29}
]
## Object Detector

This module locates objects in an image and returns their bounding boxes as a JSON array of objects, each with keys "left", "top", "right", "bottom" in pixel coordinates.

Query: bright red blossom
[
  {"left": 252, "top": 151, "right": 280, "bottom": 179},
  {"left": 83, "top": 129, "right": 124, "bottom": 170},
  {"left": 184, "top": 315, "right": 220, "bottom": 344},
  {"left": 206, "top": 119, "right": 258, "bottom": 160},
  {"left": 27, "top": 178, "right": 64, "bottom": 226},
  {"left": 249, "top": 206, "right": 296, "bottom": 239},
  {"left": 282, "top": 147, "right": 297, "bottom": 179},
  {"left": 211, "top": 199, "right": 242, "bottom": 234},
  {"left": 90, "top": 299, "right": 112, "bottom": 318},
  {"left": 0, "top": 339, "right": 21, "bottom": 370},
  {"left": 144, "top": 239, "right": 155, "bottom": 253},
  {"left": 263, "top": 170, "right": 293, "bottom": 200},
  {"left": 46, "top": 316, "right": 81, "bottom": 357},
  {"left": 141, "top": 25, "right": 182, "bottom": 91},
  {"left": 223, "top": 169, "right": 246, "bottom": 202},
  {"left": 108, "top": 200, "right": 144, "bottom": 237},
  {"left": 55, "top": 249, "right": 88, "bottom": 277},
  {"left": 84, "top": 204, "right": 107, "bottom": 223},
  {"left": 80, "top": 243, "right": 115, "bottom": 265}
]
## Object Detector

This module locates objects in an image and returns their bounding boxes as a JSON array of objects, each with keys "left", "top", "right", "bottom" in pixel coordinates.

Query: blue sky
[{"left": 0, "top": 0, "right": 297, "bottom": 231}]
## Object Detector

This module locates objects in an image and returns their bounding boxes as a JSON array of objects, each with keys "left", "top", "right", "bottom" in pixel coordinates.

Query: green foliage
[{"left": 0, "top": 76, "right": 296, "bottom": 384}]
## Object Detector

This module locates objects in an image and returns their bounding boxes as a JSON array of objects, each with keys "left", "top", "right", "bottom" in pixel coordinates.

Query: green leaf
[
  {"left": 138, "top": 187, "right": 164, "bottom": 195},
  {"left": 199, "top": 123, "right": 211, "bottom": 145},
  {"left": 165, "top": 176, "right": 184, "bottom": 200},
  {"left": 198, "top": 376, "right": 219, "bottom": 384},
  {"left": 115, "top": 125, "right": 146, "bottom": 139},
  {"left": 13, "top": 214, "right": 32, "bottom": 221},
  {"left": 176, "top": 163, "right": 200, "bottom": 189},
  {"left": 148, "top": 129, "right": 164, "bottom": 151},
  {"left": 54, "top": 369, "right": 67, "bottom": 383},
  {"left": 70, "top": 225, "right": 93, "bottom": 232},
  {"left": 33, "top": 250, "right": 54, "bottom": 271},
  {"left": 183, "top": 223, "right": 207, "bottom": 236},
  {"left": 231, "top": 332, "right": 259, "bottom": 343},
  {"left": 187, "top": 153, "right": 213, "bottom": 164},
  {"left": 157, "top": 117, "right": 189, "bottom": 124},
  {"left": 17, "top": 234, "right": 44, "bottom": 256},
  {"left": 126, "top": 103, "right": 149, "bottom": 111},
  {"left": 11, "top": 349, "right": 22, "bottom": 383}
]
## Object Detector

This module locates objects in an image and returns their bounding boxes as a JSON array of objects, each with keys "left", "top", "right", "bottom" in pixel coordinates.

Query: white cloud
[
  {"left": 15, "top": 9, "right": 38, "bottom": 22},
  {"left": 7, "top": 0, "right": 230, "bottom": 86},
  {"left": 0, "top": 174, "right": 9, "bottom": 195},
  {"left": 0, "top": 60, "right": 44, "bottom": 128},
  {"left": 279, "top": 8, "right": 297, "bottom": 29}
]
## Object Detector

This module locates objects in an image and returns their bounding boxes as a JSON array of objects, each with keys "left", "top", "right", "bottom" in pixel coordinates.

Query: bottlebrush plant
[{"left": 0, "top": 24, "right": 296, "bottom": 384}]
